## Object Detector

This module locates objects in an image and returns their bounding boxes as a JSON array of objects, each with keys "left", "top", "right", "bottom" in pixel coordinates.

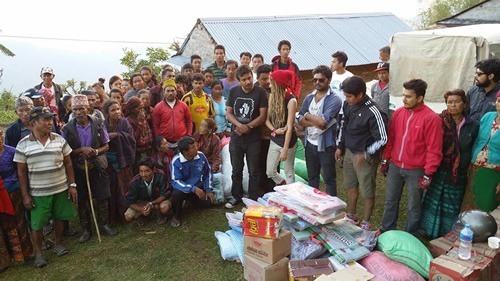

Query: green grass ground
[{"left": 1, "top": 167, "right": 411, "bottom": 281}]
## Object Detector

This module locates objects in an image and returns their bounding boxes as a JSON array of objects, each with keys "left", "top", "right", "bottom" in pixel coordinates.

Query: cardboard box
[
  {"left": 429, "top": 236, "right": 455, "bottom": 258},
  {"left": 288, "top": 259, "right": 335, "bottom": 281},
  {"left": 429, "top": 251, "right": 492, "bottom": 281},
  {"left": 244, "top": 229, "right": 291, "bottom": 264},
  {"left": 450, "top": 243, "right": 500, "bottom": 281},
  {"left": 244, "top": 255, "right": 289, "bottom": 281}
]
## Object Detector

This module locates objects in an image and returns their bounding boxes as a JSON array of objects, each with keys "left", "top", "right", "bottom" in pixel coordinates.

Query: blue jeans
[
  {"left": 304, "top": 141, "right": 337, "bottom": 196},
  {"left": 381, "top": 163, "right": 424, "bottom": 236},
  {"left": 229, "top": 141, "right": 261, "bottom": 200}
]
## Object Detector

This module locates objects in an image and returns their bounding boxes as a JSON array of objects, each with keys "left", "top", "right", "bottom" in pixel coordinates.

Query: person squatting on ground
[
  {"left": 170, "top": 136, "right": 215, "bottom": 227},
  {"left": 125, "top": 159, "right": 172, "bottom": 224}
]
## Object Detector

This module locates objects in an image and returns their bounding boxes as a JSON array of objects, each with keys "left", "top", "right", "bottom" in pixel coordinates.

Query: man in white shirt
[{"left": 330, "top": 51, "right": 353, "bottom": 146}]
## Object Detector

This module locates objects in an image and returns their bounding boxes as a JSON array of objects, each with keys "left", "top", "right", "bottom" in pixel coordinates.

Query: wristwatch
[{"left": 69, "top": 183, "right": 77, "bottom": 188}]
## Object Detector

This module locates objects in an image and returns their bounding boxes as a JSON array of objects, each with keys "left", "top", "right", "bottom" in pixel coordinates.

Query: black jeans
[
  {"left": 304, "top": 142, "right": 337, "bottom": 196},
  {"left": 229, "top": 141, "right": 261, "bottom": 200},
  {"left": 171, "top": 189, "right": 212, "bottom": 220}
]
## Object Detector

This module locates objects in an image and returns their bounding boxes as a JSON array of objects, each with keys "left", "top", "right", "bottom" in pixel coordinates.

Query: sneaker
[
  {"left": 360, "top": 220, "right": 371, "bottom": 231},
  {"left": 225, "top": 198, "right": 239, "bottom": 209},
  {"left": 344, "top": 213, "right": 360, "bottom": 225}
]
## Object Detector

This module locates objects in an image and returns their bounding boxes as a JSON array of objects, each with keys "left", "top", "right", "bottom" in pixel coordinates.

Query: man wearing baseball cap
[
  {"left": 14, "top": 106, "right": 77, "bottom": 268},
  {"left": 34, "top": 67, "right": 65, "bottom": 125},
  {"left": 371, "top": 62, "right": 390, "bottom": 115}
]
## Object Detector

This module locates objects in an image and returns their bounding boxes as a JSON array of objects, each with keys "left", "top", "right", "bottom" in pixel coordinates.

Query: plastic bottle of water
[{"left": 458, "top": 224, "right": 473, "bottom": 260}]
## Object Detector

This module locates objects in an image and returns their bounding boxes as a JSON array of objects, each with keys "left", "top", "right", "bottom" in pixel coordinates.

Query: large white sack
[{"left": 221, "top": 144, "right": 249, "bottom": 199}]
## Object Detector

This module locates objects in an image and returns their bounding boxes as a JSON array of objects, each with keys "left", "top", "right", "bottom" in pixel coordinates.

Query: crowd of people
[{"left": 0, "top": 40, "right": 499, "bottom": 271}]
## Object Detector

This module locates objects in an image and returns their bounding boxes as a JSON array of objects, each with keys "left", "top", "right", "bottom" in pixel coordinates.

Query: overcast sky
[
  {"left": 0, "top": 0, "right": 421, "bottom": 93},
  {"left": 1, "top": 0, "right": 420, "bottom": 44}
]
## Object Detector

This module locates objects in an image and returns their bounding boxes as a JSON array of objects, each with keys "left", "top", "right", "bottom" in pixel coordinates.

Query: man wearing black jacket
[{"left": 335, "top": 76, "right": 388, "bottom": 230}]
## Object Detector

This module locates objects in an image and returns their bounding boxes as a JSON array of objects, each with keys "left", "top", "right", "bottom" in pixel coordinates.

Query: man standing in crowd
[
  {"left": 251, "top": 54, "right": 264, "bottom": 80},
  {"left": 271, "top": 40, "right": 302, "bottom": 95},
  {"left": 335, "top": 76, "right": 388, "bottom": 231},
  {"left": 240, "top": 52, "right": 252, "bottom": 66},
  {"left": 206, "top": 45, "right": 227, "bottom": 81},
  {"left": 181, "top": 73, "right": 215, "bottom": 133},
  {"left": 467, "top": 58, "right": 500, "bottom": 122},
  {"left": 380, "top": 79, "right": 443, "bottom": 236},
  {"left": 150, "top": 67, "right": 176, "bottom": 108},
  {"left": 15, "top": 106, "right": 77, "bottom": 268},
  {"left": 62, "top": 95, "right": 118, "bottom": 243},
  {"left": 34, "top": 67, "right": 65, "bottom": 119},
  {"left": 225, "top": 65, "right": 268, "bottom": 208},
  {"left": 330, "top": 51, "right": 353, "bottom": 137},
  {"left": 153, "top": 79, "right": 193, "bottom": 152},
  {"left": 68, "top": 90, "right": 105, "bottom": 122},
  {"left": 297, "top": 65, "right": 342, "bottom": 196},
  {"left": 371, "top": 62, "right": 391, "bottom": 115},
  {"left": 181, "top": 63, "right": 195, "bottom": 92},
  {"left": 191, "top": 54, "right": 203, "bottom": 74},
  {"left": 379, "top": 46, "right": 391, "bottom": 63},
  {"left": 254, "top": 64, "right": 275, "bottom": 193},
  {"left": 203, "top": 69, "right": 214, "bottom": 95},
  {"left": 170, "top": 136, "right": 215, "bottom": 227},
  {"left": 221, "top": 60, "right": 239, "bottom": 99}
]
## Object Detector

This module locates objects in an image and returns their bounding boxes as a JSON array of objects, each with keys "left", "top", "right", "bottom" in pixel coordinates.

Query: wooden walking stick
[{"left": 84, "top": 159, "right": 102, "bottom": 242}]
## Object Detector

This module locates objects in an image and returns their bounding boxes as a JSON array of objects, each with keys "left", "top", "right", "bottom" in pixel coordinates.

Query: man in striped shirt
[{"left": 14, "top": 106, "right": 77, "bottom": 268}]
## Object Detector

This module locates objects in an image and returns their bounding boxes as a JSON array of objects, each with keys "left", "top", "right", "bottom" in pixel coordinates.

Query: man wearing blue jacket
[{"left": 170, "top": 136, "right": 215, "bottom": 227}]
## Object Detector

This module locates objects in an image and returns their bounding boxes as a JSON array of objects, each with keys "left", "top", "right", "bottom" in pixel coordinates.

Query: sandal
[
  {"left": 34, "top": 256, "right": 47, "bottom": 268},
  {"left": 170, "top": 217, "right": 181, "bottom": 228},
  {"left": 53, "top": 245, "right": 69, "bottom": 257}
]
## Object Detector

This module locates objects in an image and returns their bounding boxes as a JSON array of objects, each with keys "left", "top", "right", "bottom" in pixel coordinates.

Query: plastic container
[{"left": 458, "top": 224, "right": 473, "bottom": 260}]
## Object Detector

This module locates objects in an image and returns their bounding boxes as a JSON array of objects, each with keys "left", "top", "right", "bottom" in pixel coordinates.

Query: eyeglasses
[
  {"left": 312, "top": 78, "right": 327, "bottom": 83},
  {"left": 475, "top": 71, "right": 486, "bottom": 76}
]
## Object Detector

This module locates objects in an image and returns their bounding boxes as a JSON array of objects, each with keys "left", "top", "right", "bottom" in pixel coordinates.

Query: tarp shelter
[{"left": 389, "top": 24, "right": 500, "bottom": 109}]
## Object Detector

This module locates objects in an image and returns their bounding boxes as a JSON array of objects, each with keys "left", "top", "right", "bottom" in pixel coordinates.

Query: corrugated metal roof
[{"left": 180, "top": 13, "right": 412, "bottom": 70}]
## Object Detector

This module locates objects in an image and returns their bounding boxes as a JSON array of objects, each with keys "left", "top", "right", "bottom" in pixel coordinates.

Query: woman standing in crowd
[
  {"left": 462, "top": 91, "right": 500, "bottom": 212},
  {"left": 121, "top": 78, "right": 132, "bottom": 95},
  {"left": 60, "top": 94, "right": 73, "bottom": 124},
  {"left": 109, "top": 75, "right": 122, "bottom": 90},
  {"left": 265, "top": 70, "right": 298, "bottom": 185},
  {"left": 151, "top": 136, "right": 174, "bottom": 177},
  {"left": 5, "top": 96, "right": 34, "bottom": 147},
  {"left": 211, "top": 80, "right": 229, "bottom": 138},
  {"left": 138, "top": 89, "right": 154, "bottom": 130},
  {"left": 0, "top": 128, "right": 33, "bottom": 270},
  {"left": 140, "top": 66, "right": 158, "bottom": 88},
  {"left": 124, "top": 74, "right": 147, "bottom": 102},
  {"left": 103, "top": 99, "right": 136, "bottom": 223},
  {"left": 124, "top": 97, "right": 152, "bottom": 173},
  {"left": 420, "top": 89, "right": 478, "bottom": 238},
  {"left": 109, "top": 88, "right": 125, "bottom": 107}
]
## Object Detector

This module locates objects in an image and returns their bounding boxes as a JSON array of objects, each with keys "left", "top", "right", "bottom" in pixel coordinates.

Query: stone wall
[{"left": 181, "top": 23, "right": 215, "bottom": 64}]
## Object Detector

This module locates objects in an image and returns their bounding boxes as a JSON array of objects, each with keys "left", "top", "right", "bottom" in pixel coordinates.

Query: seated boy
[{"left": 125, "top": 159, "right": 172, "bottom": 224}]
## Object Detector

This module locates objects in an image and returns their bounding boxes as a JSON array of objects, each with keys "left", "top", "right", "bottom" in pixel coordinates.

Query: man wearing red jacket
[
  {"left": 153, "top": 79, "right": 193, "bottom": 152},
  {"left": 271, "top": 40, "right": 302, "bottom": 96},
  {"left": 380, "top": 79, "right": 443, "bottom": 236}
]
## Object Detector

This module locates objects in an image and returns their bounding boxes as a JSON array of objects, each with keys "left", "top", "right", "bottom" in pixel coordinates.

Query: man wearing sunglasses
[
  {"left": 467, "top": 58, "right": 500, "bottom": 122},
  {"left": 297, "top": 65, "right": 342, "bottom": 196}
]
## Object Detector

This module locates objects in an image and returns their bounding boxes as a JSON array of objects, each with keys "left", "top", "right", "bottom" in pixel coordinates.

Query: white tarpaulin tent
[{"left": 389, "top": 24, "right": 500, "bottom": 111}]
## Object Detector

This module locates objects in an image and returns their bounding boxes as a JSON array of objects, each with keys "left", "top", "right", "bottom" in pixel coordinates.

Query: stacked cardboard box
[
  {"left": 428, "top": 206, "right": 500, "bottom": 280},
  {"left": 243, "top": 229, "right": 291, "bottom": 281}
]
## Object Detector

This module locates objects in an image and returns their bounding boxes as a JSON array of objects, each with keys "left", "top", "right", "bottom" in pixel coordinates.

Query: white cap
[{"left": 41, "top": 67, "right": 54, "bottom": 75}]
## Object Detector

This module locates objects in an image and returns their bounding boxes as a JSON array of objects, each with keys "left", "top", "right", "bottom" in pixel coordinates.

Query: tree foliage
[
  {"left": 416, "top": 0, "right": 485, "bottom": 29},
  {"left": 120, "top": 47, "right": 170, "bottom": 79},
  {"left": 60, "top": 79, "right": 88, "bottom": 95},
  {"left": 0, "top": 43, "right": 15, "bottom": 57}
]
